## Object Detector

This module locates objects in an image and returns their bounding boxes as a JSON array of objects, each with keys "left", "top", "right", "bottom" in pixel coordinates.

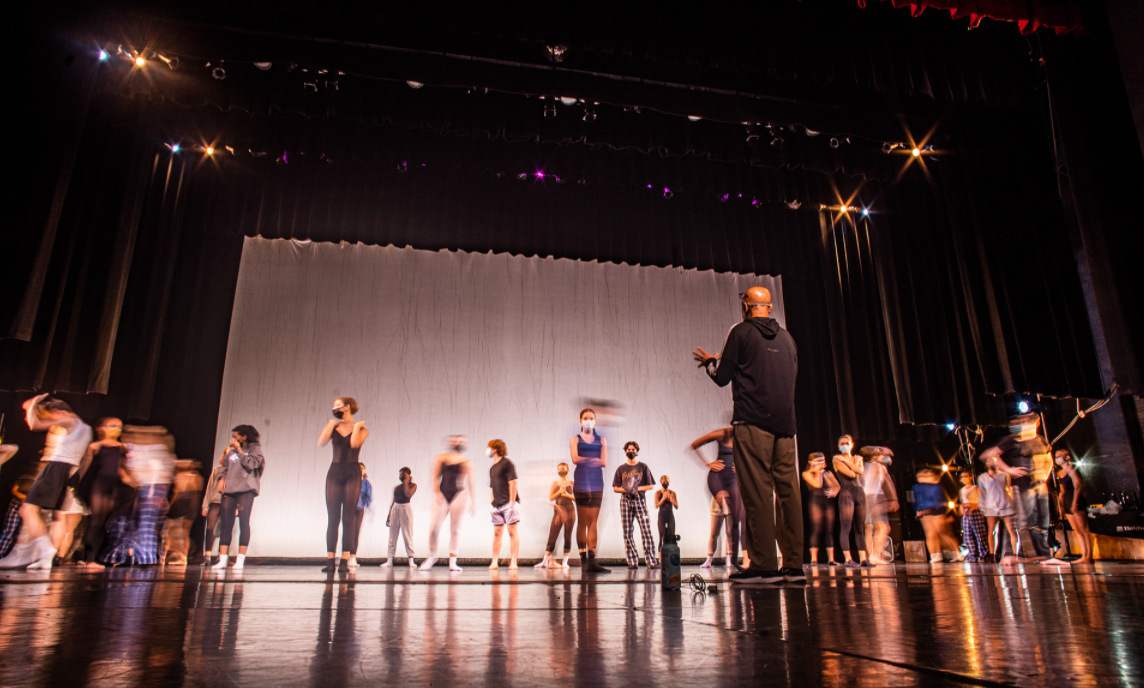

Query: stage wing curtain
[{"left": 215, "top": 237, "right": 781, "bottom": 558}]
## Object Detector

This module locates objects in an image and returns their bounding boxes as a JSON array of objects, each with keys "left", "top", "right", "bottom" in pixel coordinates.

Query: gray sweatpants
[{"left": 387, "top": 503, "right": 415, "bottom": 559}]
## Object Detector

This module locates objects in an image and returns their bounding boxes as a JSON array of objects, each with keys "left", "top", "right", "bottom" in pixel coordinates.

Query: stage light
[
  {"left": 688, "top": 116, "right": 701, "bottom": 122},
  {"left": 862, "top": 208, "right": 869, "bottom": 216},
  {"left": 912, "top": 148, "right": 921, "bottom": 157},
  {"left": 205, "top": 146, "right": 215, "bottom": 155},
  {"left": 1018, "top": 400, "right": 1030, "bottom": 414},
  {"left": 941, "top": 464, "right": 949, "bottom": 472},
  {"left": 535, "top": 171, "right": 545, "bottom": 179},
  {"left": 829, "top": 137, "right": 840, "bottom": 149},
  {"left": 167, "top": 144, "right": 179, "bottom": 153},
  {"left": 407, "top": 81, "right": 424, "bottom": 89},
  {"left": 947, "top": 501, "right": 956, "bottom": 510},
  {"left": 559, "top": 97, "right": 577, "bottom": 106},
  {"left": 805, "top": 128, "right": 820, "bottom": 137},
  {"left": 134, "top": 55, "right": 146, "bottom": 68},
  {"left": 254, "top": 62, "right": 272, "bottom": 71},
  {"left": 946, "top": 423, "right": 956, "bottom": 431},
  {"left": 839, "top": 205, "right": 849, "bottom": 213},
  {"left": 98, "top": 49, "right": 109, "bottom": 61}
]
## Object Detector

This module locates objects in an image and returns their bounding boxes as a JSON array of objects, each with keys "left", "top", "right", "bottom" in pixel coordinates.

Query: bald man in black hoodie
[{"left": 693, "top": 286, "right": 803, "bottom": 584}]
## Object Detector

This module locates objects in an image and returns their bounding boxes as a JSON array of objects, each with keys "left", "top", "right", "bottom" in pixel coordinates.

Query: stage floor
[{"left": 2, "top": 562, "right": 1142, "bottom": 687}]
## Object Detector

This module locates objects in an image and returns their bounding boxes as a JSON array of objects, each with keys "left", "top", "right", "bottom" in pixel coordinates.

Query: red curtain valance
[{"left": 863, "top": 0, "right": 1086, "bottom": 34}]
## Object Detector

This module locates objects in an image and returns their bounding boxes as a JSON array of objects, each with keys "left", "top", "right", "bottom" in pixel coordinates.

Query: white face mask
[
  {"left": 839, "top": 444, "right": 852, "bottom": 454},
  {"left": 486, "top": 447, "right": 495, "bottom": 458},
  {"left": 582, "top": 419, "right": 595, "bottom": 431}
]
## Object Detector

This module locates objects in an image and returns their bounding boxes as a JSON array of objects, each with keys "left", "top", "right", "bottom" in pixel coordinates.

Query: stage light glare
[
  {"left": 947, "top": 501, "right": 956, "bottom": 510},
  {"left": 688, "top": 115, "right": 701, "bottom": 122},
  {"left": 1018, "top": 400, "right": 1030, "bottom": 414},
  {"left": 170, "top": 144, "right": 179, "bottom": 153},
  {"left": 946, "top": 423, "right": 956, "bottom": 431},
  {"left": 99, "top": 49, "right": 109, "bottom": 61},
  {"left": 911, "top": 148, "right": 921, "bottom": 157},
  {"left": 407, "top": 80, "right": 424, "bottom": 89},
  {"left": 535, "top": 171, "right": 545, "bottom": 179},
  {"left": 205, "top": 146, "right": 215, "bottom": 155},
  {"left": 941, "top": 464, "right": 950, "bottom": 472},
  {"left": 862, "top": 208, "right": 869, "bottom": 216},
  {"left": 134, "top": 55, "right": 146, "bottom": 68}
]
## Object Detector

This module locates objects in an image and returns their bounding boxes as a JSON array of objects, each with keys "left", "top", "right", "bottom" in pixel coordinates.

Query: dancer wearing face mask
[
  {"left": 420, "top": 436, "right": 477, "bottom": 571},
  {"left": 833, "top": 435, "right": 871, "bottom": 568},
  {"left": 613, "top": 442, "right": 659, "bottom": 570},
  {"left": 75, "top": 418, "right": 129, "bottom": 571},
  {"left": 571, "top": 409, "right": 610, "bottom": 573},
  {"left": 978, "top": 414, "right": 1053, "bottom": 561},
  {"left": 536, "top": 463, "right": 576, "bottom": 569},
  {"left": 317, "top": 397, "right": 370, "bottom": 572},
  {"left": 1052, "top": 449, "right": 1091, "bottom": 565},
  {"left": 380, "top": 468, "right": 417, "bottom": 568},
  {"left": 654, "top": 475, "right": 678, "bottom": 552},
  {"left": 690, "top": 427, "right": 745, "bottom": 569},
  {"left": 212, "top": 425, "right": 264, "bottom": 571}
]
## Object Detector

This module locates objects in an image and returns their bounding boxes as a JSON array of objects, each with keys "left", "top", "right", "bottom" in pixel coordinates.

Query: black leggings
[
  {"left": 838, "top": 483, "right": 867, "bottom": 556},
  {"left": 84, "top": 490, "right": 117, "bottom": 563},
  {"left": 219, "top": 491, "right": 256, "bottom": 548},
  {"left": 658, "top": 508, "right": 676, "bottom": 550},
  {"left": 326, "top": 464, "right": 362, "bottom": 554},
  {"left": 546, "top": 504, "right": 575, "bottom": 554},
  {"left": 204, "top": 503, "right": 221, "bottom": 552},
  {"left": 809, "top": 493, "right": 836, "bottom": 549}
]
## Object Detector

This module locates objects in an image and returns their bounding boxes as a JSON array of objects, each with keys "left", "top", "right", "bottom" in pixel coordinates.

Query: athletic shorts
[
  {"left": 574, "top": 492, "right": 603, "bottom": 508},
  {"left": 491, "top": 502, "right": 520, "bottom": 526},
  {"left": 25, "top": 462, "right": 75, "bottom": 510}
]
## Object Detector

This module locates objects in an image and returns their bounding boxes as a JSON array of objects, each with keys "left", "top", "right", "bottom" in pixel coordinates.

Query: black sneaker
[
  {"left": 321, "top": 560, "right": 337, "bottom": 573},
  {"left": 729, "top": 568, "right": 784, "bottom": 584},
  {"left": 781, "top": 567, "right": 807, "bottom": 583}
]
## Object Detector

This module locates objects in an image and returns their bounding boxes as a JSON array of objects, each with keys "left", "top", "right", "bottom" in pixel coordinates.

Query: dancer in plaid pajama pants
[
  {"left": 612, "top": 442, "right": 659, "bottom": 569},
  {"left": 959, "top": 471, "right": 989, "bottom": 562}
]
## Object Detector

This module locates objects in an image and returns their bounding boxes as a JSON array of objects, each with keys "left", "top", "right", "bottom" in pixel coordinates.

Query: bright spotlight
[
  {"left": 169, "top": 144, "right": 180, "bottom": 153},
  {"left": 205, "top": 146, "right": 215, "bottom": 155},
  {"left": 946, "top": 423, "right": 956, "bottom": 431},
  {"left": 134, "top": 55, "right": 146, "bottom": 68},
  {"left": 947, "top": 501, "right": 956, "bottom": 510},
  {"left": 861, "top": 208, "right": 869, "bottom": 216},
  {"left": 941, "top": 464, "right": 949, "bottom": 472},
  {"left": 911, "top": 148, "right": 920, "bottom": 157},
  {"left": 99, "top": 49, "right": 109, "bottom": 61},
  {"left": 1017, "top": 400, "right": 1030, "bottom": 414}
]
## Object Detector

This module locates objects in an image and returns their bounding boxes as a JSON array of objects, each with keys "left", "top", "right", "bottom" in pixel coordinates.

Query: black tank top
[
  {"left": 330, "top": 427, "right": 360, "bottom": 465},
  {"left": 95, "top": 445, "right": 124, "bottom": 480},
  {"left": 658, "top": 491, "right": 675, "bottom": 513},
  {"left": 394, "top": 483, "right": 411, "bottom": 504},
  {"left": 715, "top": 442, "right": 734, "bottom": 472}
]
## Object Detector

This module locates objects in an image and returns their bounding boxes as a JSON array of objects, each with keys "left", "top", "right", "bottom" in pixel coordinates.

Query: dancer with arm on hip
[
  {"left": 212, "top": 425, "right": 264, "bottom": 571},
  {"left": 690, "top": 427, "right": 745, "bottom": 569},
  {"left": 420, "top": 436, "right": 476, "bottom": 572},
  {"left": 572, "top": 409, "right": 611, "bottom": 573},
  {"left": 536, "top": 463, "right": 576, "bottom": 569},
  {"left": 380, "top": 468, "right": 417, "bottom": 568},
  {"left": 317, "top": 397, "right": 369, "bottom": 573}
]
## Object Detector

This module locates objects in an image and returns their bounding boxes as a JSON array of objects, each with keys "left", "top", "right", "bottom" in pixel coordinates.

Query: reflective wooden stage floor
[{"left": 1, "top": 562, "right": 1141, "bottom": 687}]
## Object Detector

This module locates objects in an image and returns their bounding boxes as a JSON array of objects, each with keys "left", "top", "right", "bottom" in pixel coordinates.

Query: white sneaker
[
  {"left": 379, "top": 559, "right": 392, "bottom": 568},
  {"left": 212, "top": 555, "right": 229, "bottom": 570},
  {"left": 418, "top": 556, "right": 437, "bottom": 571},
  {"left": 347, "top": 557, "right": 359, "bottom": 569},
  {"left": 0, "top": 542, "right": 35, "bottom": 569},
  {"left": 27, "top": 537, "right": 56, "bottom": 570}
]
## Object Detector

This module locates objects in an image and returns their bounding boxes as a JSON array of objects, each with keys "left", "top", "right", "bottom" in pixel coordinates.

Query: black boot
[
  {"left": 321, "top": 559, "right": 337, "bottom": 572},
  {"left": 585, "top": 551, "right": 611, "bottom": 573},
  {"left": 338, "top": 558, "right": 349, "bottom": 572}
]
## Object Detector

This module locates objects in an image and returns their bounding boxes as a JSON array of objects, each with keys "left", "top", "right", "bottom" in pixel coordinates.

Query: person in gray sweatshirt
[{"left": 211, "top": 425, "right": 264, "bottom": 571}]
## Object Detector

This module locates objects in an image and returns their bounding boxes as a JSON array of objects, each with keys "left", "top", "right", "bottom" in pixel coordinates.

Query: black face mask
[
  {"left": 332, "top": 409, "right": 344, "bottom": 419},
  {"left": 626, "top": 451, "right": 637, "bottom": 459},
  {"left": 661, "top": 482, "right": 669, "bottom": 488}
]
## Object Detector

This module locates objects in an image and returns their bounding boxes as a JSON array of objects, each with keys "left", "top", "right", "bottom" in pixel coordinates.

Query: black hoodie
[{"left": 707, "top": 317, "right": 798, "bottom": 436}]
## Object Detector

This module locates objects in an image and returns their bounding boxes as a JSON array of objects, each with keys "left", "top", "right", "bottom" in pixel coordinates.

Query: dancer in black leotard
[
  {"left": 76, "top": 418, "right": 129, "bottom": 571},
  {"left": 572, "top": 408, "right": 610, "bottom": 573},
  {"left": 691, "top": 427, "right": 746, "bottom": 569},
  {"left": 317, "top": 397, "right": 369, "bottom": 572},
  {"left": 802, "top": 453, "right": 839, "bottom": 566},
  {"left": 420, "top": 436, "right": 476, "bottom": 571},
  {"left": 654, "top": 475, "right": 678, "bottom": 551},
  {"left": 833, "top": 435, "right": 870, "bottom": 568}
]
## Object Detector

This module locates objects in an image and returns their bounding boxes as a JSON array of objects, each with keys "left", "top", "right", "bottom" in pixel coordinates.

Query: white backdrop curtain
[{"left": 215, "top": 237, "right": 785, "bottom": 558}]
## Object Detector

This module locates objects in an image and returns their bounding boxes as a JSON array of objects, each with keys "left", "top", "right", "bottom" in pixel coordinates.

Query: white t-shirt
[
  {"left": 43, "top": 421, "right": 93, "bottom": 467},
  {"left": 126, "top": 443, "right": 175, "bottom": 486},
  {"left": 977, "top": 472, "right": 1015, "bottom": 516}
]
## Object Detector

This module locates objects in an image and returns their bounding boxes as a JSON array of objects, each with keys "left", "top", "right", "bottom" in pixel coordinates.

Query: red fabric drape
[{"left": 861, "top": 0, "right": 1086, "bottom": 34}]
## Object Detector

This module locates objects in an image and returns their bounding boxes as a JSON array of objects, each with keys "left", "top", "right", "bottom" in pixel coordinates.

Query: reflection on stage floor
[{"left": 1, "top": 563, "right": 1141, "bottom": 686}]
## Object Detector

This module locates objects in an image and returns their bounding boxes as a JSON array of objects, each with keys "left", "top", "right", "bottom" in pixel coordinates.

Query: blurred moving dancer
[
  {"left": 802, "top": 453, "right": 839, "bottom": 566},
  {"left": 318, "top": 397, "right": 369, "bottom": 572},
  {"left": 613, "top": 442, "right": 659, "bottom": 570},
  {"left": 833, "top": 436, "right": 871, "bottom": 568},
  {"left": 350, "top": 462, "right": 372, "bottom": 569},
  {"left": 979, "top": 414, "right": 1053, "bottom": 561},
  {"left": 693, "top": 286, "right": 804, "bottom": 584},
  {"left": 212, "top": 425, "right": 264, "bottom": 571},
  {"left": 420, "top": 436, "right": 476, "bottom": 571},
  {"left": 976, "top": 461, "right": 1018, "bottom": 562},
  {"left": 912, "top": 468, "right": 958, "bottom": 564},
  {"left": 571, "top": 409, "right": 610, "bottom": 573},
  {"left": 107, "top": 426, "right": 176, "bottom": 566},
  {"left": 76, "top": 418, "right": 128, "bottom": 571},
  {"left": 380, "top": 467, "right": 417, "bottom": 568},
  {"left": 691, "top": 427, "right": 744, "bottom": 569},
  {"left": 487, "top": 439, "right": 520, "bottom": 570},
  {"left": 536, "top": 463, "right": 575, "bottom": 569},
  {"left": 0, "top": 466, "right": 38, "bottom": 560},
  {"left": 1053, "top": 449, "right": 1091, "bottom": 565},
  {"left": 957, "top": 470, "right": 989, "bottom": 562},
  {"left": 860, "top": 447, "right": 899, "bottom": 565},
  {"left": 8, "top": 395, "right": 92, "bottom": 570},
  {"left": 654, "top": 474, "right": 677, "bottom": 552},
  {"left": 201, "top": 451, "right": 227, "bottom": 565},
  {"left": 164, "top": 460, "right": 204, "bottom": 566}
]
